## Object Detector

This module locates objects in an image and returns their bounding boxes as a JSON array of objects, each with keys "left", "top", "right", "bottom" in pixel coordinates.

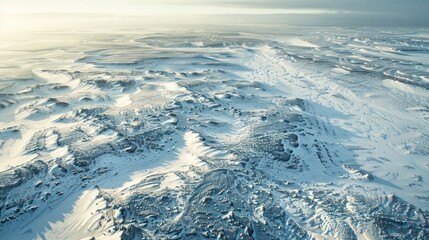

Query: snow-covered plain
[{"left": 0, "top": 27, "right": 428, "bottom": 239}]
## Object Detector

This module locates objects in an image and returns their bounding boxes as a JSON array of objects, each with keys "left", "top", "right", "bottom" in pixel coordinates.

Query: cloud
[{"left": 166, "top": 0, "right": 429, "bottom": 17}]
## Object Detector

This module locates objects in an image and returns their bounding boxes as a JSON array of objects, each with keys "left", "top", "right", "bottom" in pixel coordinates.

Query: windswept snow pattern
[{"left": 1, "top": 27, "right": 429, "bottom": 239}]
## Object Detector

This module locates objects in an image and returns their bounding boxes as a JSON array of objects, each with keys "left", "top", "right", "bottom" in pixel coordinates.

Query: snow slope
[{"left": 0, "top": 27, "right": 428, "bottom": 239}]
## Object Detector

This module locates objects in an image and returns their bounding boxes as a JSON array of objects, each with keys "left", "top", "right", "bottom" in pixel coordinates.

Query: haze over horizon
[{"left": 1, "top": 0, "right": 429, "bottom": 31}]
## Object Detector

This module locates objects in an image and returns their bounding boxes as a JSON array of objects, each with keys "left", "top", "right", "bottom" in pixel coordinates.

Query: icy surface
[{"left": 0, "top": 27, "right": 429, "bottom": 239}]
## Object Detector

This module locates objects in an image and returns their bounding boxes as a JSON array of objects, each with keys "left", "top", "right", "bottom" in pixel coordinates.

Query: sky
[
  {"left": 1, "top": 0, "right": 428, "bottom": 30},
  {"left": 0, "top": 0, "right": 340, "bottom": 15},
  {"left": 1, "top": 0, "right": 428, "bottom": 16}
]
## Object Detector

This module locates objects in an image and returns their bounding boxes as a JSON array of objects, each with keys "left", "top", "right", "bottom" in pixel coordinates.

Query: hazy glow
[
  {"left": 0, "top": 0, "right": 340, "bottom": 33},
  {"left": 1, "top": 1, "right": 336, "bottom": 15},
  {"left": 1, "top": 0, "right": 428, "bottom": 33},
  {"left": 2, "top": 0, "right": 428, "bottom": 17}
]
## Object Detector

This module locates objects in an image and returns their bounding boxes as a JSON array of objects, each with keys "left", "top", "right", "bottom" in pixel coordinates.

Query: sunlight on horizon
[
  {"left": 1, "top": 0, "right": 427, "bottom": 34},
  {"left": 1, "top": 0, "right": 335, "bottom": 16},
  {"left": 0, "top": 1, "right": 338, "bottom": 34}
]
